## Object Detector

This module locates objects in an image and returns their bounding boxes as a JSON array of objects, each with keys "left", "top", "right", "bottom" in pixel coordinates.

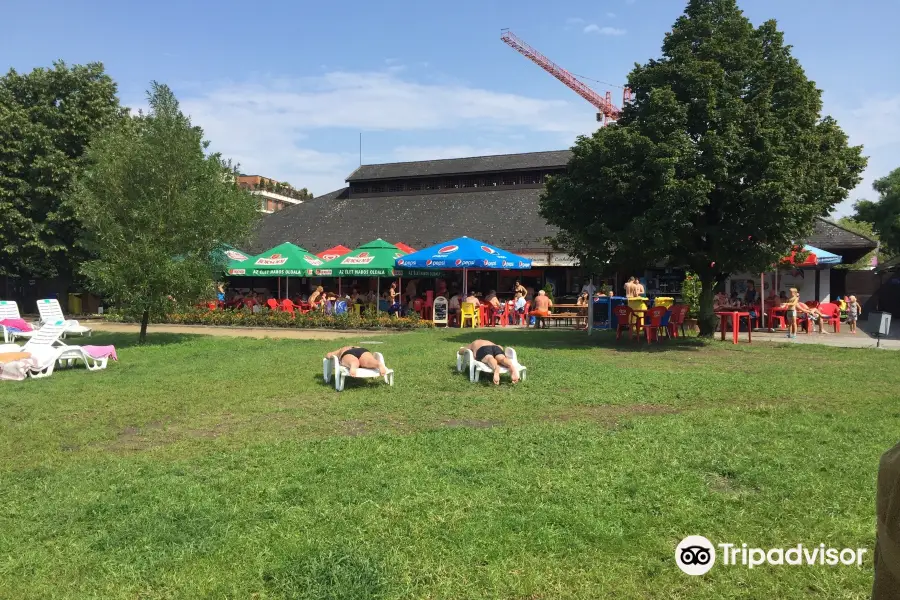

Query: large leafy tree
[
  {"left": 540, "top": 0, "right": 866, "bottom": 335},
  {"left": 72, "top": 82, "right": 259, "bottom": 342},
  {"left": 0, "top": 62, "right": 124, "bottom": 280},
  {"left": 853, "top": 168, "right": 900, "bottom": 256}
]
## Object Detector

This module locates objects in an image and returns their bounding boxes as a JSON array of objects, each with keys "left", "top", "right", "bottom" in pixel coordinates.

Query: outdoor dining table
[
  {"left": 715, "top": 311, "right": 752, "bottom": 344},
  {"left": 547, "top": 304, "right": 588, "bottom": 328}
]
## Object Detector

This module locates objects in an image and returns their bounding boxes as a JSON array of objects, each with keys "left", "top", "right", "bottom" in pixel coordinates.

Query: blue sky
[{"left": 3, "top": 0, "right": 898, "bottom": 215}]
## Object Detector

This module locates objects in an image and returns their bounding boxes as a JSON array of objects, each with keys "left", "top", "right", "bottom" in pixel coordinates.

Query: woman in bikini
[
  {"left": 324, "top": 346, "right": 387, "bottom": 377},
  {"left": 458, "top": 340, "right": 520, "bottom": 385}
]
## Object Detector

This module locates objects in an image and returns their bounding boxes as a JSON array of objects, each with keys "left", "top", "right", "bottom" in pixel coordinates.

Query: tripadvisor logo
[{"left": 675, "top": 536, "right": 867, "bottom": 576}]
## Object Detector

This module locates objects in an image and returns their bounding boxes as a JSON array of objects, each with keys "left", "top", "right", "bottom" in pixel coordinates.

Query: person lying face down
[
  {"left": 324, "top": 346, "right": 387, "bottom": 377},
  {"left": 458, "top": 339, "right": 520, "bottom": 385}
]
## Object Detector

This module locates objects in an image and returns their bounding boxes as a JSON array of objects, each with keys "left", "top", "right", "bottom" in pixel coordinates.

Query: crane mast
[{"left": 500, "top": 28, "right": 629, "bottom": 124}]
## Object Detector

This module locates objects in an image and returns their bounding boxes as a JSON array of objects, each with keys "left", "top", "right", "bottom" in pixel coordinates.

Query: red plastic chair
[
  {"left": 644, "top": 306, "right": 669, "bottom": 343},
  {"left": 667, "top": 304, "right": 688, "bottom": 338},
  {"left": 281, "top": 298, "right": 296, "bottom": 314},
  {"left": 424, "top": 291, "right": 434, "bottom": 320},
  {"left": 206, "top": 302, "right": 218, "bottom": 311},
  {"left": 613, "top": 305, "right": 635, "bottom": 341},
  {"left": 413, "top": 298, "right": 425, "bottom": 318},
  {"left": 266, "top": 298, "right": 279, "bottom": 311},
  {"left": 816, "top": 302, "right": 841, "bottom": 333},
  {"left": 517, "top": 301, "right": 531, "bottom": 326}
]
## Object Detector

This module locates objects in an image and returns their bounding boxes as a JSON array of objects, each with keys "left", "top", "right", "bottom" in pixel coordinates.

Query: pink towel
[
  {"left": 0, "top": 318, "right": 32, "bottom": 332},
  {"left": 82, "top": 345, "right": 118, "bottom": 361}
]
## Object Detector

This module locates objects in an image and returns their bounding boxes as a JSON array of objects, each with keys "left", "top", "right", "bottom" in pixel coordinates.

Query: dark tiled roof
[
  {"left": 251, "top": 188, "right": 877, "bottom": 261},
  {"left": 808, "top": 218, "right": 877, "bottom": 250},
  {"left": 251, "top": 187, "right": 556, "bottom": 253},
  {"left": 346, "top": 150, "right": 572, "bottom": 182}
]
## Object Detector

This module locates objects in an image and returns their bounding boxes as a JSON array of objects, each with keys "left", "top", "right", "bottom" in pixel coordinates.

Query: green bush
[
  {"left": 104, "top": 307, "right": 432, "bottom": 330},
  {"left": 681, "top": 272, "right": 702, "bottom": 318}
]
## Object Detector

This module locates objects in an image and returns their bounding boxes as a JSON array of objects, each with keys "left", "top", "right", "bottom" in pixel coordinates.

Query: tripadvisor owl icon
[{"left": 676, "top": 535, "right": 716, "bottom": 575}]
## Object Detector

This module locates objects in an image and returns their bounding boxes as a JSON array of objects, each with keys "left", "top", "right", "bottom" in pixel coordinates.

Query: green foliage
[
  {"left": 0, "top": 61, "right": 125, "bottom": 279},
  {"left": 540, "top": 0, "right": 866, "bottom": 336},
  {"left": 71, "top": 82, "right": 259, "bottom": 342},
  {"left": 541, "top": 283, "right": 554, "bottom": 302},
  {"left": 834, "top": 218, "right": 881, "bottom": 269},
  {"left": 853, "top": 167, "right": 900, "bottom": 256},
  {"left": 104, "top": 306, "right": 432, "bottom": 330},
  {"left": 681, "top": 272, "right": 703, "bottom": 318}
]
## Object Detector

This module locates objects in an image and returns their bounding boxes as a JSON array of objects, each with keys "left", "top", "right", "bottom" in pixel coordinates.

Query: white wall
[{"left": 728, "top": 269, "right": 831, "bottom": 302}]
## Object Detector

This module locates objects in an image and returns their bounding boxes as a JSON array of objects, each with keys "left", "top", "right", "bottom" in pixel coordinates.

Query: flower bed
[{"left": 105, "top": 308, "right": 432, "bottom": 330}]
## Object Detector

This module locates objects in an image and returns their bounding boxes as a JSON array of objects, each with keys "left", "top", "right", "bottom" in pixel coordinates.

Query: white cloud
[
  {"left": 566, "top": 17, "right": 585, "bottom": 25},
  {"left": 829, "top": 93, "right": 900, "bottom": 216},
  {"left": 155, "top": 69, "right": 593, "bottom": 195},
  {"left": 607, "top": 12, "right": 617, "bottom": 18},
  {"left": 584, "top": 24, "right": 627, "bottom": 36}
]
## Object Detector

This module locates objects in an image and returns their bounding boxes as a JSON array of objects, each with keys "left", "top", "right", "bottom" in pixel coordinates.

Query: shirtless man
[
  {"left": 633, "top": 277, "right": 645, "bottom": 297},
  {"left": 459, "top": 339, "right": 519, "bottom": 385},
  {"left": 324, "top": 346, "right": 387, "bottom": 377},
  {"left": 531, "top": 289, "right": 553, "bottom": 328},
  {"left": 624, "top": 277, "right": 636, "bottom": 298}
]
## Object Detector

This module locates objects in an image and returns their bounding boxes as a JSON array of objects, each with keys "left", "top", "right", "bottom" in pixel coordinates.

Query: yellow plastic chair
[
  {"left": 351, "top": 303, "right": 362, "bottom": 316},
  {"left": 460, "top": 302, "right": 479, "bottom": 328}
]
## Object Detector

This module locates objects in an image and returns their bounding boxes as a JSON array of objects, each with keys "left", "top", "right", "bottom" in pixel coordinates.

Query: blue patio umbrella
[{"left": 395, "top": 236, "right": 533, "bottom": 294}]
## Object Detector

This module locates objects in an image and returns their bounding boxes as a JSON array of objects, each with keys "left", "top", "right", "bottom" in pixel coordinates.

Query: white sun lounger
[
  {"left": 323, "top": 352, "right": 394, "bottom": 391},
  {"left": 0, "top": 321, "right": 107, "bottom": 379},
  {"left": 457, "top": 346, "right": 527, "bottom": 383},
  {"left": 0, "top": 300, "right": 35, "bottom": 343},
  {"left": 36, "top": 298, "right": 92, "bottom": 337}
]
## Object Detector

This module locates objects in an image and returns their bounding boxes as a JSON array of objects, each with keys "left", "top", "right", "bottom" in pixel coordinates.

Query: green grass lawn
[{"left": 1, "top": 329, "right": 896, "bottom": 599}]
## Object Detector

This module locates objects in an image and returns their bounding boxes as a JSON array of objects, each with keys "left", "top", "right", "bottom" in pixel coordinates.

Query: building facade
[
  {"left": 253, "top": 150, "right": 877, "bottom": 300},
  {"left": 237, "top": 175, "right": 312, "bottom": 214}
]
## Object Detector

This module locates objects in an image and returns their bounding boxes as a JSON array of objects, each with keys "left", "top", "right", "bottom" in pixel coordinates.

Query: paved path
[
  {"left": 89, "top": 322, "right": 389, "bottom": 340},
  {"left": 749, "top": 330, "right": 899, "bottom": 350}
]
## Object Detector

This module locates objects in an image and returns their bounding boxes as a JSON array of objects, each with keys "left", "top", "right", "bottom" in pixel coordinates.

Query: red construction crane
[{"left": 500, "top": 28, "right": 631, "bottom": 124}]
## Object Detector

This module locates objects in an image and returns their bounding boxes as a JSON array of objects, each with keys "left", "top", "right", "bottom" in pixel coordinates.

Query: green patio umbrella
[
  {"left": 228, "top": 242, "right": 326, "bottom": 298},
  {"left": 216, "top": 245, "right": 253, "bottom": 273},
  {"left": 316, "top": 239, "right": 407, "bottom": 312},
  {"left": 315, "top": 239, "right": 405, "bottom": 277},
  {"left": 228, "top": 242, "right": 325, "bottom": 277}
]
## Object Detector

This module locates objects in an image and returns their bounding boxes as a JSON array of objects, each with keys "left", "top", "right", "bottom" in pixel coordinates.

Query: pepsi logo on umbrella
[{"left": 438, "top": 245, "right": 459, "bottom": 255}]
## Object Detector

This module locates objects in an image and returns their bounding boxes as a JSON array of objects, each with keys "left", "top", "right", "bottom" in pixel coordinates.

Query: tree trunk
[
  {"left": 698, "top": 277, "right": 717, "bottom": 337},
  {"left": 139, "top": 309, "right": 150, "bottom": 344}
]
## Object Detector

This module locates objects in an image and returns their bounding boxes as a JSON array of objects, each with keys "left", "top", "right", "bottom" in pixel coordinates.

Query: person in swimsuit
[
  {"left": 782, "top": 287, "right": 800, "bottom": 338},
  {"left": 324, "top": 346, "right": 387, "bottom": 377},
  {"left": 458, "top": 339, "right": 520, "bottom": 385}
]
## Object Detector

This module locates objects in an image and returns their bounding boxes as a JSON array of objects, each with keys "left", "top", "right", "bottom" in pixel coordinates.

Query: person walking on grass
[
  {"left": 848, "top": 295, "right": 862, "bottom": 334},
  {"left": 324, "top": 346, "right": 387, "bottom": 378},
  {"left": 458, "top": 340, "right": 519, "bottom": 385}
]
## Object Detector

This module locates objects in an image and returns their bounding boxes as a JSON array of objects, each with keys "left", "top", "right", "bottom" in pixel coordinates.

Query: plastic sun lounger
[
  {"left": 0, "top": 321, "right": 108, "bottom": 379},
  {"left": 322, "top": 352, "right": 394, "bottom": 391},
  {"left": 0, "top": 300, "right": 36, "bottom": 343},
  {"left": 456, "top": 346, "right": 527, "bottom": 383},
  {"left": 36, "top": 299, "right": 92, "bottom": 338}
]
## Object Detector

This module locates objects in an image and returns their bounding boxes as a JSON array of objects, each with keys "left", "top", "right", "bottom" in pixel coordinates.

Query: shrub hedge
[{"left": 105, "top": 307, "right": 432, "bottom": 330}]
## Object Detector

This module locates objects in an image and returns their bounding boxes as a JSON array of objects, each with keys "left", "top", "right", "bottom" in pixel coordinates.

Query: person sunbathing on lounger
[
  {"left": 458, "top": 339, "right": 519, "bottom": 385},
  {"left": 324, "top": 346, "right": 387, "bottom": 377}
]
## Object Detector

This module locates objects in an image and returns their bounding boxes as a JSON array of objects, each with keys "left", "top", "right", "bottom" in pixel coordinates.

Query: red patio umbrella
[
  {"left": 317, "top": 245, "right": 351, "bottom": 261},
  {"left": 394, "top": 242, "right": 416, "bottom": 254}
]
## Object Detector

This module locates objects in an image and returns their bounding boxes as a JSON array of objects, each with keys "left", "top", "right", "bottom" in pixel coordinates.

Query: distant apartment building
[{"left": 237, "top": 175, "right": 312, "bottom": 214}]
